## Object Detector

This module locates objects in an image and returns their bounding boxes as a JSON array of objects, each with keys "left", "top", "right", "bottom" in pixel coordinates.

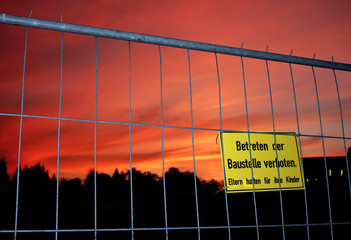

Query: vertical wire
[
  {"left": 215, "top": 53, "right": 231, "bottom": 240},
  {"left": 288, "top": 52, "right": 311, "bottom": 240},
  {"left": 311, "top": 65, "right": 334, "bottom": 240},
  {"left": 187, "top": 49, "right": 201, "bottom": 240},
  {"left": 55, "top": 14, "right": 64, "bottom": 240},
  {"left": 94, "top": 36, "right": 98, "bottom": 240},
  {"left": 128, "top": 41, "right": 134, "bottom": 240},
  {"left": 158, "top": 45, "right": 169, "bottom": 240},
  {"left": 14, "top": 10, "right": 32, "bottom": 240},
  {"left": 240, "top": 54, "right": 260, "bottom": 240},
  {"left": 331, "top": 57, "right": 351, "bottom": 199},
  {"left": 265, "top": 55, "right": 286, "bottom": 240}
]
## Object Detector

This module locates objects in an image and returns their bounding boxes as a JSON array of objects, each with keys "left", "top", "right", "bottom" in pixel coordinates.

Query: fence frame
[
  {"left": 1, "top": 13, "right": 351, "bottom": 71},
  {"left": 1, "top": 13, "right": 351, "bottom": 240}
]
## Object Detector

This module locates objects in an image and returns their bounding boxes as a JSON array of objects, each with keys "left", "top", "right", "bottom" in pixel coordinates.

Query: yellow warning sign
[{"left": 219, "top": 132, "right": 305, "bottom": 193}]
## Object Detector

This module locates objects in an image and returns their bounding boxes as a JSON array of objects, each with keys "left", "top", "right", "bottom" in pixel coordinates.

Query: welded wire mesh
[{"left": 0, "top": 14, "right": 350, "bottom": 240}]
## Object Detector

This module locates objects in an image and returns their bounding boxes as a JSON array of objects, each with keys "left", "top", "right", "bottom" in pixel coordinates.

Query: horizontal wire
[
  {"left": 0, "top": 112, "right": 350, "bottom": 140},
  {"left": 1, "top": 222, "right": 350, "bottom": 233}
]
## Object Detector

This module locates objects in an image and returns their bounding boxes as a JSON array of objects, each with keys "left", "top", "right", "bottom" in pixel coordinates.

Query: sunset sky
[{"left": 1, "top": 0, "right": 351, "bottom": 181}]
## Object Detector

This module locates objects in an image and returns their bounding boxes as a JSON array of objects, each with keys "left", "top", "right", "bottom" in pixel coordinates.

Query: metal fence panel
[{"left": 0, "top": 13, "right": 350, "bottom": 240}]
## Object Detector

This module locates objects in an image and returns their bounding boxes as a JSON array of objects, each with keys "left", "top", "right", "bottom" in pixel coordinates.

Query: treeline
[
  {"left": 0, "top": 158, "right": 222, "bottom": 239},
  {"left": 0, "top": 157, "right": 350, "bottom": 240}
]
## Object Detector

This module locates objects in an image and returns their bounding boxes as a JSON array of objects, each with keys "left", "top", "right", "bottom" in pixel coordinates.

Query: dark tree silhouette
[
  {"left": 0, "top": 152, "right": 350, "bottom": 240},
  {"left": 0, "top": 158, "right": 13, "bottom": 230},
  {"left": 0, "top": 158, "right": 10, "bottom": 185},
  {"left": 14, "top": 163, "right": 56, "bottom": 230}
]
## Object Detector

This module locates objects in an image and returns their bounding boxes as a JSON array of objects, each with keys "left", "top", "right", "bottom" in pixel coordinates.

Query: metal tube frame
[
  {"left": 1, "top": 12, "right": 351, "bottom": 240},
  {"left": 1, "top": 13, "right": 351, "bottom": 71}
]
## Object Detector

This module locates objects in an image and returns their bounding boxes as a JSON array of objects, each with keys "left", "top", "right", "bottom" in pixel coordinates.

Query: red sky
[{"left": 1, "top": 0, "right": 351, "bottom": 181}]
